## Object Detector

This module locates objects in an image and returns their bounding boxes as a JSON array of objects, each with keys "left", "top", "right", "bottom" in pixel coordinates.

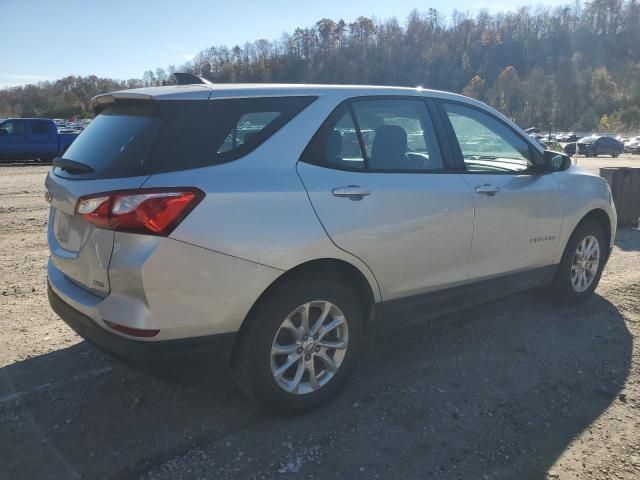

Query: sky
[{"left": 1, "top": 0, "right": 572, "bottom": 88}]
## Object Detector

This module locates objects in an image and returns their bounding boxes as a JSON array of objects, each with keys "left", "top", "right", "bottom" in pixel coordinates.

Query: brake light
[{"left": 76, "top": 188, "right": 204, "bottom": 236}]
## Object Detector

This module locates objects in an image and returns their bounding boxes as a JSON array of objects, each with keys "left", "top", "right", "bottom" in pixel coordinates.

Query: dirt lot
[{"left": 1, "top": 156, "right": 639, "bottom": 480}]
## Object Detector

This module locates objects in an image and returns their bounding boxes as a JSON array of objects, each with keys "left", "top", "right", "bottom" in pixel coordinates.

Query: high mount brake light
[{"left": 75, "top": 188, "right": 204, "bottom": 236}]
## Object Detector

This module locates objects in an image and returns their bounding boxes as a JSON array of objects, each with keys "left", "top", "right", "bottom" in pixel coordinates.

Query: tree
[
  {"left": 598, "top": 113, "right": 612, "bottom": 131},
  {"left": 462, "top": 75, "right": 486, "bottom": 99},
  {"left": 2, "top": 4, "right": 640, "bottom": 126},
  {"left": 591, "top": 66, "right": 618, "bottom": 116},
  {"left": 142, "top": 70, "right": 156, "bottom": 86},
  {"left": 619, "top": 107, "right": 640, "bottom": 130},
  {"left": 487, "top": 66, "right": 521, "bottom": 118}
]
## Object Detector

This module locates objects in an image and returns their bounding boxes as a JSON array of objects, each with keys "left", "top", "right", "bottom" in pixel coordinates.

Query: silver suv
[{"left": 46, "top": 83, "right": 616, "bottom": 414}]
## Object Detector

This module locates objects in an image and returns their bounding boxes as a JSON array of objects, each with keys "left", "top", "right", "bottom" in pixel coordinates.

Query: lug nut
[
  {"left": 315, "top": 346, "right": 321, "bottom": 352},
  {"left": 305, "top": 354, "right": 311, "bottom": 361},
  {"left": 297, "top": 347, "right": 303, "bottom": 354},
  {"left": 302, "top": 334, "right": 308, "bottom": 340}
]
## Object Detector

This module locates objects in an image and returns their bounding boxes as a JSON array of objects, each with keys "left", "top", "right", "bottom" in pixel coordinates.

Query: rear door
[
  {"left": 436, "top": 100, "right": 563, "bottom": 302},
  {"left": 297, "top": 97, "right": 475, "bottom": 328},
  {"left": 29, "top": 120, "right": 58, "bottom": 158}
]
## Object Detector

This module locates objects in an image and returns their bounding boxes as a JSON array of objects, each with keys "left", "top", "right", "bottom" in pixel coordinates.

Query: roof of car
[
  {"left": 91, "top": 83, "right": 471, "bottom": 105},
  {"left": 2, "top": 117, "right": 54, "bottom": 121},
  {"left": 87, "top": 82, "right": 543, "bottom": 154}
]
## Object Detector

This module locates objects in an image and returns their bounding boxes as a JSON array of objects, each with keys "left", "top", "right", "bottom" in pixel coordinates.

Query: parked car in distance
[
  {"left": 624, "top": 136, "right": 640, "bottom": 153},
  {"left": 563, "top": 142, "right": 577, "bottom": 156},
  {"left": 529, "top": 134, "right": 546, "bottom": 148},
  {"left": 0, "top": 118, "right": 79, "bottom": 161},
  {"left": 541, "top": 138, "right": 563, "bottom": 152},
  {"left": 557, "top": 132, "right": 580, "bottom": 143},
  {"left": 576, "top": 135, "right": 623, "bottom": 157},
  {"left": 46, "top": 82, "right": 617, "bottom": 414}
]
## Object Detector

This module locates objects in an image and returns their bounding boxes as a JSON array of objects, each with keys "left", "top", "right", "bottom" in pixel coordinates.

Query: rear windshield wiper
[{"left": 52, "top": 157, "right": 94, "bottom": 174}]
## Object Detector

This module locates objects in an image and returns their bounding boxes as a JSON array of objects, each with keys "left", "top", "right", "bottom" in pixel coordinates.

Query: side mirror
[
  {"left": 543, "top": 150, "right": 571, "bottom": 172},
  {"left": 0, "top": 128, "right": 8, "bottom": 135}
]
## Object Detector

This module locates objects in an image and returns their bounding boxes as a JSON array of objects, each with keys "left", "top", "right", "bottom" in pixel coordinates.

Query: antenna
[{"left": 173, "top": 72, "right": 212, "bottom": 85}]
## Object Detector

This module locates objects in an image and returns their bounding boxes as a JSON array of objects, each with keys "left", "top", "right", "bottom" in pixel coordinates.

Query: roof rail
[{"left": 173, "top": 72, "right": 212, "bottom": 85}]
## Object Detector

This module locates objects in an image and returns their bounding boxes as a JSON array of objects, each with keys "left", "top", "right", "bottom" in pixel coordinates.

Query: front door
[
  {"left": 437, "top": 101, "right": 563, "bottom": 302},
  {"left": 0, "top": 119, "right": 28, "bottom": 158},
  {"left": 296, "top": 98, "right": 475, "bottom": 329}
]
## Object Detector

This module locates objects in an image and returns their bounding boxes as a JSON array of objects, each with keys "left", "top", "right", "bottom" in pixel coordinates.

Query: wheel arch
[
  {"left": 578, "top": 208, "right": 612, "bottom": 250},
  {"left": 558, "top": 208, "right": 613, "bottom": 267},
  {"left": 230, "top": 258, "right": 377, "bottom": 364}
]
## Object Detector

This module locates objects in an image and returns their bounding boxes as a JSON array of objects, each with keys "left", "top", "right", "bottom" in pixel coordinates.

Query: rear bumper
[{"left": 48, "top": 282, "right": 236, "bottom": 369}]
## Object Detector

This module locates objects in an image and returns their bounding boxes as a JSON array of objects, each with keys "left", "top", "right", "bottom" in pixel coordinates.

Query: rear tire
[
  {"left": 234, "top": 274, "right": 364, "bottom": 415},
  {"left": 552, "top": 219, "right": 607, "bottom": 304}
]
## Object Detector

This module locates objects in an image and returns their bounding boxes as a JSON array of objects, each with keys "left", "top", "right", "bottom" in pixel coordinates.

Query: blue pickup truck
[{"left": 0, "top": 118, "right": 79, "bottom": 161}]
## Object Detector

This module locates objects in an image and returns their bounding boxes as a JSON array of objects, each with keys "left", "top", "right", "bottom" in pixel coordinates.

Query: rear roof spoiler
[
  {"left": 173, "top": 72, "right": 212, "bottom": 85},
  {"left": 90, "top": 92, "right": 153, "bottom": 111}
]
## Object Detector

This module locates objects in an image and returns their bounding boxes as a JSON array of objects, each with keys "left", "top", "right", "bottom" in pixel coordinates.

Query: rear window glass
[
  {"left": 31, "top": 120, "right": 52, "bottom": 135},
  {"left": 54, "top": 96, "right": 316, "bottom": 179},
  {"left": 56, "top": 103, "right": 163, "bottom": 179}
]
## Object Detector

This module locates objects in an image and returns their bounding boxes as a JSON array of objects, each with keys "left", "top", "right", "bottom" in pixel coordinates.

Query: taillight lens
[{"left": 76, "top": 188, "right": 204, "bottom": 236}]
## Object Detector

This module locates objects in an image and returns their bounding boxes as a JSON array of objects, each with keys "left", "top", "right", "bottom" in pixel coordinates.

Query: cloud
[
  {"left": 161, "top": 42, "right": 197, "bottom": 64},
  {"left": 0, "top": 73, "right": 54, "bottom": 88}
]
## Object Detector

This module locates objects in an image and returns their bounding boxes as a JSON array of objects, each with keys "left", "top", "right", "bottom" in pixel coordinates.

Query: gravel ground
[{"left": 1, "top": 157, "right": 639, "bottom": 480}]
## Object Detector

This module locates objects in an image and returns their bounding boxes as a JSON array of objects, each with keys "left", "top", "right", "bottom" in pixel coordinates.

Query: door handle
[
  {"left": 475, "top": 184, "right": 501, "bottom": 196},
  {"left": 332, "top": 185, "right": 371, "bottom": 199}
]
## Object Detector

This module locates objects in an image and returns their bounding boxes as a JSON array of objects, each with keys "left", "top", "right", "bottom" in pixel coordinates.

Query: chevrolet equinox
[{"left": 46, "top": 82, "right": 617, "bottom": 414}]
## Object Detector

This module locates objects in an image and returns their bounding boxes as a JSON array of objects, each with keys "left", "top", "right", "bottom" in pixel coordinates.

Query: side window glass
[
  {"left": 218, "top": 111, "right": 280, "bottom": 153},
  {"left": 443, "top": 103, "right": 533, "bottom": 173},
  {"left": 328, "top": 110, "right": 365, "bottom": 169},
  {"left": 31, "top": 120, "right": 51, "bottom": 135},
  {"left": 302, "top": 107, "right": 365, "bottom": 170},
  {"left": 351, "top": 99, "right": 443, "bottom": 171},
  {"left": 1, "top": 120, "right": 25, "bottom": 135}
]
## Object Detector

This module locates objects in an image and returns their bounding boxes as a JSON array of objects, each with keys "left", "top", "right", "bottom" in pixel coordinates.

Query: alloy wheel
[
  {"left": 570, "top": 235, "right": 600, "bottom": 293},
  {"left": 270, "top": 301, "right": 348, "bottom": 395}
]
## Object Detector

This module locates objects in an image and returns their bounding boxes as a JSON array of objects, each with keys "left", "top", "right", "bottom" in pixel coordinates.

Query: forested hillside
[{"left": 2, "top": 0, "right": 640, "bottom": 131}]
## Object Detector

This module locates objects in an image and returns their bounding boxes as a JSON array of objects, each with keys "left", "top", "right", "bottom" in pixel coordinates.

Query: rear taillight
[{"left": 76, "top": 188, "right": 204, "bottom": 236}]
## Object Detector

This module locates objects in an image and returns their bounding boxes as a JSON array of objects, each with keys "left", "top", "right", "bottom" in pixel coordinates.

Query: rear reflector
[
  {"left": 103, "top": 319, "right": 160, "bottom": 338},
  {"left": 76, "top": 188, "right": 204, "bottom": 236}
]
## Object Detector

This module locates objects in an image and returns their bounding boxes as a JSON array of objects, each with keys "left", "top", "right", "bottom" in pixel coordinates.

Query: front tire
[
  {"left": 612, "top": 149, "right": 620, "bottom": 158},
  {"left": 552, "top": 219, "right": 607, "bottom": 304},
  {"left": 234, "top": 274, "right": 364, "bottom": 415}
]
